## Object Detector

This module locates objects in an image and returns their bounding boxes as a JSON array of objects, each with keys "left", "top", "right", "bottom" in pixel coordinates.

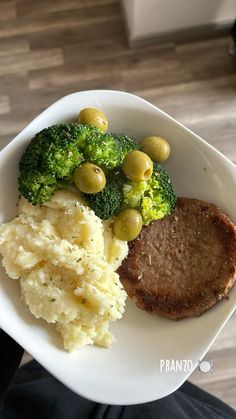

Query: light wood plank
[
  {"left": 0, "top": 37, "right": 30, "bottom": 58},
  {"left": 0, "top": 114, "right": 31, "bottom": 136},
  {"left": 16, "top": 0, "right": 118, "bottom": 17},
  {"left": 0, "top": 96, "right": 10, "bottom": 115},
  {"left": 0, "top": 74, "right": 29, "bottom": 96},
  {"left": 28, "top": 14, "right": 124, "bottom": 51},
  {"left": 29, "top": 55, "right": 186, "bottom": 92},
  {"left": 0, "top": 1, "right": 16, "bottom": 21},
  {"left": 0, "top": 3, "right": 120, "bottom": 39},
  {"left": 176, "top": 37, "right": 236, "bottom": 81},
  {"left": 0, "top": 134, "right": 16, "bottom": 149},
  {"left": 0, "top": 49, "right": 64, "bottom": 77}
]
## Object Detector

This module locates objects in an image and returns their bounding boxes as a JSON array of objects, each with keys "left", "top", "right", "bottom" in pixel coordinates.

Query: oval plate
[{"left": 0, "top": 90, "right": 236, "bottom": 405}]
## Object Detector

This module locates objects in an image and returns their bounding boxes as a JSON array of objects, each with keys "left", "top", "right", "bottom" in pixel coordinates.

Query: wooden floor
[{"left": 1, "top": 0, "right": 236, "bottom": 410}]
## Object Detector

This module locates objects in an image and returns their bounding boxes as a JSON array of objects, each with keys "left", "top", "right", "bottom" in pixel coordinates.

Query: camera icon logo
[{"left": 198, "top": 360, "right": 214, "bottom": 373}]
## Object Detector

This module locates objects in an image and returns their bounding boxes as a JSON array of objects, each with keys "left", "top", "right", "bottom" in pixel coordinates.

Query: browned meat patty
[{"left": 118, "top": 198, "right": 236, "bottom": 319}]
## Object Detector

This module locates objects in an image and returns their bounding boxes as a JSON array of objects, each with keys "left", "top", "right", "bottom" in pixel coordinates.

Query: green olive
[
  {"left": 113, "top": 209, "right": 142, "bottom": 241},
  {"left": 73, "top": 162, "right": 106, "bottom": 194},
  {"left": 122, "top": 150, "right": 153, "bottom": 182},
  {"left": 78, "top": 108, "right": 108, "bottom": 133},
  {"left": 140, "top": 136, "right": 170, "bottom": 162}
]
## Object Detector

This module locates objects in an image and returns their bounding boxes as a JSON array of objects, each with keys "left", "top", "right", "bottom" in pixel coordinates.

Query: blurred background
[{"left": 0, "top": 0, "right": 235, "bottom": 409}]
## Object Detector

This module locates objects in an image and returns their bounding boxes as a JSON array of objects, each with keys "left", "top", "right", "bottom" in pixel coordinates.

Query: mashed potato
[{"left": 0, "top": 190, "right": 128, "bottom": 351}]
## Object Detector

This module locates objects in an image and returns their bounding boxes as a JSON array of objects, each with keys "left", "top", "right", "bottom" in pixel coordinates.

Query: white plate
[{"left": 0, "top": 90, "right": 236, "bottom": 405}]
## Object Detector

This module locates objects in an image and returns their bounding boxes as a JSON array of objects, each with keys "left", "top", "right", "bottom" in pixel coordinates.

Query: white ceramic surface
[{"left": 0, "top": 90, "right": 236, "bottom": 405}]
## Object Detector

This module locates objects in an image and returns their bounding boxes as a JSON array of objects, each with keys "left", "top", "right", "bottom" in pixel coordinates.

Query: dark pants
[
  {"left": 0, "top": 331, "right": 235, "bottom": 419},
  {"left": 231, "top": 20, "right": 236, "bottom": 43}
]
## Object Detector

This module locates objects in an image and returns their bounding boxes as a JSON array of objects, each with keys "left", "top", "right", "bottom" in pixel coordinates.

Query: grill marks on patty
[{"left": 118, "top": 198, "right": 236, "bottom": 319}]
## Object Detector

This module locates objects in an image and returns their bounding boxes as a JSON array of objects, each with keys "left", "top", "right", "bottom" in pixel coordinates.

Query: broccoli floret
[
  {"left": 20, "top": 124, "right": 84, "bottom": 178},
  {"left": 18, "top": 123, "right": 94, "bottom": 205},
  {"left": 18, "top": 170, "right": 58, "bottom": 205},
  {"left": 123, "top": 163, "right": 176, "bottom": 225},
  {"left": 76, "top": 124, "right": 100, "bottom": 149},
  {"left": 113, "top": 134, "right": 139, "bottom": 162},
  {"left": 82, "top": 172, "right": 124, "bottom": 219},
  {"left": 82, "top": 130, "right": 138, "bottom": 170},
  {"left": 83, "top": 133, "right": 121, "bottom": 169}
]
